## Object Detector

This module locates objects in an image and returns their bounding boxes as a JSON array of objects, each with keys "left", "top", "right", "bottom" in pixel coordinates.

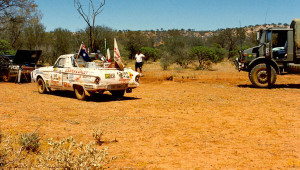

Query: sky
[{"left": 36, "top": 0, "right": 300, "bottom": 32}]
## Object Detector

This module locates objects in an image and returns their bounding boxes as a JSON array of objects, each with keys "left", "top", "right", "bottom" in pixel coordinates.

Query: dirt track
[{"left": 0, "top": 62, "right": 299, "bottom": 169}]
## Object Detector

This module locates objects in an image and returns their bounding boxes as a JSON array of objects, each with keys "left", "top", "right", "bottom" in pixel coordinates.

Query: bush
[
  {"left": 140, "top": 47, "right": 159, "bottom": 61},
  {"left": 93, "top": 128, "right": 104, "bottom": 145},
  {"left": 189, "top": 46, "right": 222, "bottom": 70},
  {"left": 211, "top": 44, "right": 226, "bottom": 63},
  {"left": 164, "top": 37, "right": 192, "bottom": 68},
  {"left": 19, "top": 132, "right": 40, "bottom": 152},
  {"left": 0, "top": 40, "right": 15, "bottom": 55},
  {"left": 159, "top": 51, "right": 173, "bottom": 70},
  {"left": 36, "top": 137, "right": 108, "bottom": 169},
  {"left": 172, "top": 47, "right": 192, "bottom": 68},
  {"left": 0, "top": 131, "right": 108, "bottom": 168}
]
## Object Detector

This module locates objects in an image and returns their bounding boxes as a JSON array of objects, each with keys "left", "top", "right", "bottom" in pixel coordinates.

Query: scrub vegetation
[
  {"left": 0, "top": 130, "right": 108, "bottom": 168},
  {"left": 0, "top": 0, "right": 289, "bottom": 66}
]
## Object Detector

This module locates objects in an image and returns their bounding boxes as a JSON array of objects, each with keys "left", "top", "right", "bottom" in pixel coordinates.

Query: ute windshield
[{"left": 74, "top": 55, "right": 110, "bottom": 68}]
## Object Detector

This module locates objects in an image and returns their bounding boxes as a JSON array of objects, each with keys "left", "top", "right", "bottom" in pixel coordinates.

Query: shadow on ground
[
  {"left": 238, "top": 84, "right": 300, "bottom": 89},
  {"left": 46, "top": 90, "right": 141, "bottom": 102}
]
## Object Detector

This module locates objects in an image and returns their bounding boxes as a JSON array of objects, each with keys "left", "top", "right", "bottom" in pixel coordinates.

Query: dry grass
[
  {"left": 0, "top": 61, "right": 299, "bottom": 169},
  {"left": 0, "top": 132, "right": 108, "bottom": 168}
]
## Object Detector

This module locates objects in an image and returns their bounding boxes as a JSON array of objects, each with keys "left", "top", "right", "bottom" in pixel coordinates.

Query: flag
[
  {"left": 79, "top": 42, "right": 91, "bottom": 62},
  {"left": 114, "top": 38, "right": 124, "bottom": 70},
  {"left": 114, "top": 38, "right": 121, "bottom": 62},
  {"left": 107, "top": 48, "right": 111, "bottom": 62}
]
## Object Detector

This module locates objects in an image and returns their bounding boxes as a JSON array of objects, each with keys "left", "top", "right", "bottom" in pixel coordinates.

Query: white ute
[{"left": 31, "top": 54, "right": 140, "bottom": 100}]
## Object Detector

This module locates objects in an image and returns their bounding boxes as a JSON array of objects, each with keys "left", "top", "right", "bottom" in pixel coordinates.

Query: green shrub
[
  {"left": 140, "top": 47, "right": 159, "bottom": 61},
  {"left": 0, "top": 40, "right": 15, "bottom": 55},
  {"left": 189, "top": 46, "right": 222, "bottom": 70},
  {"left": 159, "top": 51, "right": 173, "bottom": 70}
]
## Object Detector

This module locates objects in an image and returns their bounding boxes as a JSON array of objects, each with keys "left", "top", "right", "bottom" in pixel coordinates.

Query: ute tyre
[
  {"left": 249, "top": 64, "right": 277, "bottom": 88},
  {"left": 110, "top": 90, "right": 125, "bottom": 98},
  {"left": 37, "top": 78, "right": 47, "bottom": 94},
  {"left": 74, "top": 85, "right": 86, "bottom": 100}
]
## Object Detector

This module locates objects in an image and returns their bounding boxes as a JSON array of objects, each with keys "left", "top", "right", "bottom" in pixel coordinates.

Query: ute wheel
[
  {"left": 37, "top": 78, "right": 47, "bottom": 94},
  {"left": 2, "top": 71, "right": 11, "bottom": 82},
  {"left": 249, "top": 64, "right": 277, "bottom": 88},
  {"left": 74, "top": 85, "right": 86, "bottom": 100},
  {"left": 110, "top": 90, "right": 125, "bottom": 98}
]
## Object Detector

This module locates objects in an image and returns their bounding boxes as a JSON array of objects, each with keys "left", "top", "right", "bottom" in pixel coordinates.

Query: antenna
[
  {"left": 239, "top": 20, "right": 243, "bottom": 52},
  {"left": 264, "top": 8, "right": 269, "bottom": 24}
]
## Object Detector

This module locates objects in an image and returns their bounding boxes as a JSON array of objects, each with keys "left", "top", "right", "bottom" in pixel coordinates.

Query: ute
[
  {"left": 31, "top": 54, "right": 140, "bottom": 100},
  {"left": 235, "top": 19, "right": 300, "bottom": 87}
]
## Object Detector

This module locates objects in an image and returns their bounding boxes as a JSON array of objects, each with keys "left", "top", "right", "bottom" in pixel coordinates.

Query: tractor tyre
[{"left": 249, "top": 64, "right": 277, "bottom": 88}]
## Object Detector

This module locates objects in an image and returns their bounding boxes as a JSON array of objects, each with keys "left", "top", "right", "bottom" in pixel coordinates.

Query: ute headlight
[
  {"left": 94, "top": 77, "right": 100, "bottom": 84},
  {"left": 135, "top": 75, "right": 140, "bottom": 83}
]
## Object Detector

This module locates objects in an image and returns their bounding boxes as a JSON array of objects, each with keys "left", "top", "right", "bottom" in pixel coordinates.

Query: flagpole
[
  {"left": 76, "top": 42, "right": 83, "bottom": 60},
  {"left": 105, "top": 38, "right": 107, "bottom": 60}
]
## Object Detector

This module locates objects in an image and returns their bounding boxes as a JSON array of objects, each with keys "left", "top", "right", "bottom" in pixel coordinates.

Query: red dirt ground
[{"left": 1, "top": 61, "right": 299, "bottom": 169}]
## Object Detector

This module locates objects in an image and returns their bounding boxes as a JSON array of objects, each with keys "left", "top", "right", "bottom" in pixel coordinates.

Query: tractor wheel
[
  {"left": 249, "top": 64, "right": 277, "bottom": 88},
  {"left": 74, "top": 85, "right": 86, "bottom": 100},
  {"left": 37, "top": 78, "right": 47, "bottom": 94}
]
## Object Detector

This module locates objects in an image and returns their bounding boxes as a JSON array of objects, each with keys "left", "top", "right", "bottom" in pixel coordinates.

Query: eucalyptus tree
[{"left": 74, "top": 0, "right": 106, "bottom": 52}]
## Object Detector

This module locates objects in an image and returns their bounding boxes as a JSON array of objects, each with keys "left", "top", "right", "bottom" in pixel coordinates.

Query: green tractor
[{"left": 235, "top": 19, "right": 300, "bottom": 87}]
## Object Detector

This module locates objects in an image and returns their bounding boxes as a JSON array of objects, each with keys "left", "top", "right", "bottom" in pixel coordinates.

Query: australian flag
[{"left": 79, "top": 42, "right": 91, "bottom": 62}]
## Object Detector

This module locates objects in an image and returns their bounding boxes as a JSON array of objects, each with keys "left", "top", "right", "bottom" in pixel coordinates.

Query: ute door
[{"left": 51, "top": 58, "right": 65, "bottom": 88}]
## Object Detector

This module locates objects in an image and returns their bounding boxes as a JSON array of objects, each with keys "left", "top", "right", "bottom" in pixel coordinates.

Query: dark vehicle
[
  {"left": 235, "top": 19, "right": 300, "bottom": 87},
  {"left": 0, "top": 50, "right": 42, "bottom": 82}
]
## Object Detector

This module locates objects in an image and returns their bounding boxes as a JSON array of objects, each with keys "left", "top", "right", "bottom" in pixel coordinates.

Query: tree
[
  {"left": 93, "top": 25, "right": 116, "bottom": 54},
  {"left": 0, "top": 39, "right": 15, "bottom": 55},
  {"left": 74, "top": 0, "right": 105, "bottom": 52},
  {"left": 159, "top": 50, "right": 173, "bottom": 70},
  {"left": 50, "top": 28, "right": 73, "bottom": 64},
  {"left": 121, "top": 31, "right": 149, "bottom": 59},
  {"left": 0, "top": 0, "right": 36, "bottom": 24},
  {"left": 0, "top": 0, "right": 37, "bottom": 48},
  {"left": 139, "top": 47, "right": 159, "bottom": 61},
  {"left": 211, "top": 43, "right": 226, "bottom": 63},
  {"left": 23, "top": 13, "right": 46, "bottom": 50},
  {"left": 189, "top": 46, "right": 221, "bottom": 70},
  {"left": 165, "top": 36, "right": 191, "bottom": 68},
  {"left": 207, "top": 28, "right": 245, "bottom": 58},
  {"left": 283, "top": 23, "right": 289, "bottom": 27}
]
